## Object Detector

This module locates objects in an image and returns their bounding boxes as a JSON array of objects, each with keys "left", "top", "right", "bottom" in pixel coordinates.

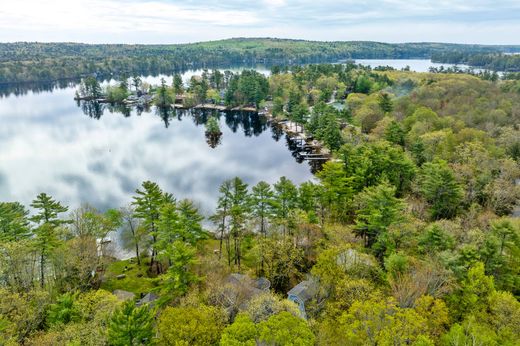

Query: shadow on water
[{"left": 77, "top": 100, "right": 324, "bottom": 172}]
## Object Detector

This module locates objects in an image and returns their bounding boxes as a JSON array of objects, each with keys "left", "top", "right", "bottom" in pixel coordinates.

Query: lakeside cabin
[{"left": 287, "top": 280, "right": 319, "bottom": 319}]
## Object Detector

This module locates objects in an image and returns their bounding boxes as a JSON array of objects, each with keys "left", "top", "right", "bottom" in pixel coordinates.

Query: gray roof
[{"left": 288, "top": 280, "right": 318, "bottom": 302}]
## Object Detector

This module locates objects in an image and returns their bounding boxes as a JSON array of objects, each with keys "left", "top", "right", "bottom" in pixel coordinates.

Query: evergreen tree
[
  {"left": 378, "top": 92, "right": 393, "bottom": 113},
  {"left": 250, "top": 181, "right": 274, "bottom": 237},
  {"left": 210, "top": 180, "right": 233, "bottom": 261},
  {"left": 354, "top": 182, "right": 405, "bottom": 260},
  {"left": 0, "top": 202, "right": 31, "bottom": 242},
  {"left": 272, "top": 177, "right": 298, "bottom": 237},
  {"left": 229, "top": 177, "right": 250, "bottom": 269},
  {"left": 30, "top": 193, "right": 69, "bottom": 287},
  {"left": 108, "top": 300, "right": 155, "bottom": 346},
  {"left": 420, "top": 160, "right": 463, "bottom": 220},
  {"left": 132, "top": 181, "right": 173, "bottom": 274}
]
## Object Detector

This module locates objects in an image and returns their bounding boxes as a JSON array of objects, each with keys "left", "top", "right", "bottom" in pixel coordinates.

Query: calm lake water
[{"left": 0, "top": 80, "right": 312, "bottom": 215}]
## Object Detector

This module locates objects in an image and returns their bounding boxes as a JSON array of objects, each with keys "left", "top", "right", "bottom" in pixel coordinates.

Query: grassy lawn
[{"left": 100, "top": 258, "right": 158, "bottom": 295}]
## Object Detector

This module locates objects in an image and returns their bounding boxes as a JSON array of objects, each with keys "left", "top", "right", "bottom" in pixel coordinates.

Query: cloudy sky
[{"left": 0, "top": 0, "right": 519, "bottom": 44}]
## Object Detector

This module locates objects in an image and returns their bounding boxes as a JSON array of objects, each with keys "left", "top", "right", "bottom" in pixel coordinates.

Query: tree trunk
[
  {"left": 40, "top": 252, "right": 45, "bottom": 288},
  {"left": 219, "top": 211, "right": 226, "bottom": 260}
]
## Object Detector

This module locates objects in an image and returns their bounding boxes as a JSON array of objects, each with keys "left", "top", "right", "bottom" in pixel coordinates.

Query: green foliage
[
  {"left": 316, "top": 161, "right": 354, "bottom": 222},
  {"left": 449, "top": 262, "right": 496, "bottom": 320},
  {"left": 419, "top": 160, "right": 463, "bottom": 220},
  {"left": 339, "top": 141, "right": 416, "bottom": 195},
  {"left": 0, "top": 202, "right": 31, "bottom": 242},
  {"left": 257, "top": 312, "right": 315, "bottom": 346},
  {"left": 205, "top": 116, "right": 221, "bottom": 135},
  {"left": 159, "top": 240, "right": 199, "bottom": 301},
  {"left": 220, "top": 313, "right": 257, "bottom": 345},
  {"left": 354, "top": 182, "right": 405, "bottom": 258},
  {"left": 46, "top": 292, "right": 80, "bottom": 327},
  {"left": 378, "top": 93, "right": 393, "bottom": 113},
  {"left": 225, "top": 70, "right": 268, "bottom": 107},
  {"left": 108, "top": 300, "right": 155, "bottom": 346},
  {"left": 157, "top": 305, "right": 226, "bottom": 346},
  {"left": 155, "top": 78, "right": 174, "bottom": 107}
]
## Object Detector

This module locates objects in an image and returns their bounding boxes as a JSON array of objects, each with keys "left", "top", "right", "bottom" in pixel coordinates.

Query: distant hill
[{"left": 1, "top": 38, "right": 520, "bottom": 83}]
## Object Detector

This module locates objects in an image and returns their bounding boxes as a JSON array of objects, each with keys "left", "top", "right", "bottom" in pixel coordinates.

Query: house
[
  {"left": 220, "top": 273, "right": 271, "bottom": 312},
  {"left": 287, "top": 279, "right": 319, "bottom": 319}
]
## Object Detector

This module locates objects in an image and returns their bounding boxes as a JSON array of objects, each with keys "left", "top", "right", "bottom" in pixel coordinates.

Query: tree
[
  {"left": 160, "top": 240, "right": 199, "bottom": 301},
  {"left": 172, "top": 73, "right": 184, "bottom": 94},
  {"left": 155, "top": 78, "right": 173, "bottom": 107},
  {"left": 0, "top": 202, "right": 31, "bottom": 242},
  {"left": 384, "top": 121, "right": 405, "bottom": 146},
  {"left": 108, "top": 300, "right": 155, "bottom": 346},
  {"left": 229, "top": 177, "right": 250, "bottom": 269},
  {"left": 261, "top": 237, "right": 303, "bottom": 292},
  {"left": 132, "top": 76, "right": 142, "bottom": 93},
  {"left": 448, "top": 262, "right": 495, "bottom": 320},
  {"left": 419, "top": 160, "right": 463, "bottom": 220},
  {"left": 46, "top": 292, "right": 80, "bottom": 327},
  {"left": 257, "top": 312, "right": 315, "bottom": 346},
  {"left": 220, "top": 313, "right": 257, "bottom": 346},
  {"left": 480, "top": 218, "right": 520, "bottom": 292},
  {"left": 378, "top": 92, "right": 393, "bottom": 113},
  {"left": 120, "top": 206, "right": 148, "bottom": 265},
  {"left": 132, "top": 181, "right": 173, "bottom": 274},
  {"left": 157, "top": 305, "right": 226, "bottom": 346},
  {"left": 354, "top": 182, "right": 405, "bottom": 259},
  {"left": 211, "top": 180, "right": 233, "bottom": 261},
  {"left": 250, "top": 181, "right": 274, "bottom": 274},
  {"left": 30, "top": 193, "right": 69, "bottom": 287},
  {"left": 176, "top": 199, "right": 206, "bottom": 244},
  {"left": 250, "top": 181, "right": 274, "bottom": 237},
  {"left": 272, "top": 177, "right": 298, "bottom": 237},
  {"left": 316, "top": 161, "right": 354, "bottom": 222},
  {"left": 78, "top": 76, "right": 102, "bottom": 99}
]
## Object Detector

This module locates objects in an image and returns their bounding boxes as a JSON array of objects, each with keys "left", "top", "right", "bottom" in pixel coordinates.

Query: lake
[{"left": 0, "top": 81, "right": 313, "bottom": 216}]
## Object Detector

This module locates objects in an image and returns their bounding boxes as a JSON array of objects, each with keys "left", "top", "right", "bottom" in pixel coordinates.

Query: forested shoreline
[
  {"left": 2, "top": 37, "right": 520, "bottom": 84},
  {"left": 432, "top": 51, "right": 520, "bottom": 72},
  {"left": 1, "top": 64, "right": 520, "bottom": 345}
]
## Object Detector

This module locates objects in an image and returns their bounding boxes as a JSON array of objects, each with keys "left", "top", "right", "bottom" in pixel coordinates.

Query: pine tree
[
  {"left": 229, "top": 177, "right": 249, "bottom": 269},
  {"left": 378, "top": 92, "right": 393, "bottom": 113},
  {"left": 354, "top": 182, "right": 405, "bottom": 260},
  {"left": 0, "top": 202, "right": 31, "bottom": 242},
  {"left": 108, "top": 300, "right": 155, "bottom": 346},
  {"left": 30, "top": 193, "right": 69, "bottom": 287},
  {"left": 420, "top": 161, "right": 463, "bottom": 220},
  {"left": 132, "top": 181, "right": 173, "bottom": 274},
  {"left": 272, "top": 177, "right": 298, "bottom": 237}
]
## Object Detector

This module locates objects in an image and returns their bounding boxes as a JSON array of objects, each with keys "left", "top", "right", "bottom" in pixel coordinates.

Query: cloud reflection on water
[{"left": 0, "top": 85, "right": 314, "bottom": 215}]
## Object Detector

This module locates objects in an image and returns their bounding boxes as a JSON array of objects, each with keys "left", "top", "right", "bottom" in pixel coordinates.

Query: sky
[{"left": 0, "top": 0, "right": 519, "bottom": 44}]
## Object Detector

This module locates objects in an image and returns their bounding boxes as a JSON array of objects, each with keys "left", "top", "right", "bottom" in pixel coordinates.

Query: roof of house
[{"left": 287, "top": 280, "right": 318, "bottom": 302}]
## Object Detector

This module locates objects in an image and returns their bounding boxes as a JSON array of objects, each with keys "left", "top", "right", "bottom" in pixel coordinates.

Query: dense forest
[
  {"left": 1, "top": 38, "right": 520, "bottom": 84},
  {"left": 1, "top": 63, "right": 520, "bottom": 345},
  {"left": 432, "top": 52, "right": 520, "bottom": 72}
]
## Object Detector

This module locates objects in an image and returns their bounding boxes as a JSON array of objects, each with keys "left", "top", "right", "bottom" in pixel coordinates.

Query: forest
[
  {"left": 1, "top": 63, "right": 520, "bottom": 345},
  {"left": 432, "top": 52, "right": 520, "bottom": 72},
  {"left": 1, "top": 37, "right": 520, "bottom": 84}
]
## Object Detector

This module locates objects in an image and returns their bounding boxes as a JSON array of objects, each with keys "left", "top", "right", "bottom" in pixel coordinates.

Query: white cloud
[{"left": 0, "top": 0, "right": 518, "bottom": 43}]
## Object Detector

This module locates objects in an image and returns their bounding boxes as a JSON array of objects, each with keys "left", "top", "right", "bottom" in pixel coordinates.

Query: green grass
[{"left": 100, "top": 258, "right": 158, "bottom": 295}]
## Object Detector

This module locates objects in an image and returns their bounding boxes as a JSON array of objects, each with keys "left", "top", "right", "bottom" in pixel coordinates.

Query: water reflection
[
  {"left": 78, "top": 100, "right": 271, "bottom": 142},
  {"left": 0, "top": 85, "right": 314, "bottom": 215}
]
